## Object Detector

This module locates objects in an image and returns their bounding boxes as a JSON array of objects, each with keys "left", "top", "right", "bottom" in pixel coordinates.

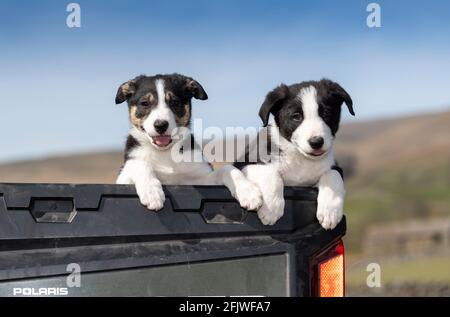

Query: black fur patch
[
  {"left": 331, "top": 164, "right": 344, "bottom": 180},
  {"left": 124, "top": 135, "right": 140, "bottom": 162}
]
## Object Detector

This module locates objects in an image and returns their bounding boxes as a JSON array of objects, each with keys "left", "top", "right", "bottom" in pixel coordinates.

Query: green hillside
[{"left": 344, "top": 160, "right": 450, "bottom": 252}]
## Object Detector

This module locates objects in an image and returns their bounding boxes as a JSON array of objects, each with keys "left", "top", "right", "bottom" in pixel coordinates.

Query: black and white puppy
[
  {"left": 115, "top": 73, "right": 263, "bottom": 211},
  {"left": 236, "top": 79, "right": 354, "bottom": 229}
]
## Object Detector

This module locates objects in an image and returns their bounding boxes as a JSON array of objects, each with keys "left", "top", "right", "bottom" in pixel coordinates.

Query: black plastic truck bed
[{"left": 0, "top": 183, "right": 346, "bottom": 297}]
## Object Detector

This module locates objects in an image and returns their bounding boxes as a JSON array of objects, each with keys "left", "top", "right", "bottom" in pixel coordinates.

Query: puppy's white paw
[
  {"left": 257, "top": 199, "right": 285, "bottom": 226},
  {"left": 136, "top": 182, "right": 165, "bottom": 211},
  {"left": 234, "top": 181, "right": 263, "bottom": 211},
  {"left": 316, "top": 190, "right": 344, "bottom": 230}
]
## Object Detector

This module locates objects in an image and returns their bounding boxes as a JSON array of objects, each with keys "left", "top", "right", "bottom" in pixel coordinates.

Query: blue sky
[{"left": 1, "top": 0, "right": 450, "bottom": 162}]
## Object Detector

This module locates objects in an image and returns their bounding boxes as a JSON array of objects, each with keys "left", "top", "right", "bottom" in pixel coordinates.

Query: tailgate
[{"left": 0, "top": 183, "right": 346, "bottom": 296}]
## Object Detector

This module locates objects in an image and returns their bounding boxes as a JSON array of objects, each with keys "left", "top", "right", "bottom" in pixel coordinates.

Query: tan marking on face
[
  {"left": 129, "top": 105, "right": 143, "bottom": 128},
  {"left": 175, "top": 104, "right": 191, "bottom": 127},
  {"left": 144, "top": 93, "right": 155, "bottom": 104},
  {"left": 165, "top": 91, "right": 174, "bottom": 104}
]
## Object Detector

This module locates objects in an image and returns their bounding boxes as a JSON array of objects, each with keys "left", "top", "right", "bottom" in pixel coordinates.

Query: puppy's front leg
[
  {"left": 243, "top": 165, "right": 285, "bottom": 225},
  {"left": 201, "top": 165, "right": 263, "bottom": 211},
  {"left": 316, "top": 169, "right": 345, "bottom": 230},
  {"left": 116, "top": 159, "right": 165, "bottom": 211}
]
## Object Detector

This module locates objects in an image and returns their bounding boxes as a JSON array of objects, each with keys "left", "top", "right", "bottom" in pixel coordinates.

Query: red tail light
[{"left": 310, "top": 239, "right": 345, "bottom": 297}]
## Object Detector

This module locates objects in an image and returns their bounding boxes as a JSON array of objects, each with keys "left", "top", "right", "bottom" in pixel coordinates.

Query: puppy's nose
[
  {"left": 154, "top": 120, "right": 169, "bottom": 134},
  {"left": 308, "top": 136, "right": 324, "bottom": 150}
]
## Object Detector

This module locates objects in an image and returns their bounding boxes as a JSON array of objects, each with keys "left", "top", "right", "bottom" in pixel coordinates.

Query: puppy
[
  {"left": 235, "top": 79, "right": 354, "bottom": 229},
  {"left": 115, "top": 73, "right": 262, "bottom": 212}
]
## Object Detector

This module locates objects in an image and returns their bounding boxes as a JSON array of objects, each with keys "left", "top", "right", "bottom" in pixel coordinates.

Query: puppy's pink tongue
[{"left": 152, "top": 135, "right": 172, "bottom": 147}]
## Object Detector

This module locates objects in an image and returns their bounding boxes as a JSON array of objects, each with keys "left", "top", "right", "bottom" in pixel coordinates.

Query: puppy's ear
[
  {"left": 259, "top": 84, "right": 289, "bottom": 126},
  {"left": 322, "top": 79, "right": 355, "bottom": 116},
  {"left": 115, "top": 76, "right": 142, "bottom": 104},
  {"left": 333, "top": 83, "right": 354, "bottom": 116},
  {"left": 185, "top": 78, "right": 208, "bottom": 100}
]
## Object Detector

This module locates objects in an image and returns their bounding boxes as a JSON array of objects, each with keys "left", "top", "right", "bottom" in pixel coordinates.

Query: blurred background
[{"left": 1, "top": 0, "right": 450, "bottom": 296}]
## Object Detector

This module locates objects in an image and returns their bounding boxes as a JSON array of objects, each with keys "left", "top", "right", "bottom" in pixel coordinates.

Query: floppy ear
[
  {"left": 259, "top": 84, "right": 289, "bottom": 126},
  {"left": 185, "top": 78, "right": 208, "bottom": 100},
  {"left": 115, "top": 77, "right": 140, "bottom": 104},
  {"left": 322, "top": 79, "right": 355, "bottom": 116},
  {"left": 333, "top": 83, "right": 354, "bottom": 116}
]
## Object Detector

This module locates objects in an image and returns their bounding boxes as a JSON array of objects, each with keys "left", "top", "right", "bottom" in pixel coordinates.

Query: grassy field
[
  {"left": 347, "top": 256, "right": 450, "bottom": 286},
  {"left": 343, "top": 160, "right": 450, "bottom": 253},
  {"left": 346, "top": 254, "right": 450, "bottom": 296}
]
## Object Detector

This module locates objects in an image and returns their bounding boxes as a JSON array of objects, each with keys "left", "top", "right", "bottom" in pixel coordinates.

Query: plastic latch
[
  {"left": 201, "top": 202, "right": 248, "bottom": 224},
  {"left": 30, "top": 198, "right": 77, "bottom": 223}
]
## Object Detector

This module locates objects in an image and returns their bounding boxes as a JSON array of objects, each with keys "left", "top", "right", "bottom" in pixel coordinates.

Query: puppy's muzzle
[
  {"left": 153, "top": 119, "right": 169, "bottom": 135},
  {"left": 308, "top": 136, "right": 324, "bottom": 150}
]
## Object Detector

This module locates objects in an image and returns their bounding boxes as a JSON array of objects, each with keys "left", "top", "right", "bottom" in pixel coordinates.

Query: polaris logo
[
  {"left": 11, "top": 263, "right": 81, "bottom": 297},
  {"left": 13, "top": 288, "right": 69, "bottom": 296}
]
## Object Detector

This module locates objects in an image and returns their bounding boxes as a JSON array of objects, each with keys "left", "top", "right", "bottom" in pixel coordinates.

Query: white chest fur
[{"left": 127, "top": 131, "right": 212, "bottom": 185}]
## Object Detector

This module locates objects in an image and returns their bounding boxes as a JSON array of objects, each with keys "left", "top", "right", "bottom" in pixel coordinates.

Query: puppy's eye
[
  {"left": 292, "top": 112, "right": 302, "bottom": 121},
  {"left": 319, "top": 104, "right": 325, "bottom": 116},
  {"left": 140, "top": 101, "right": 149, "bottom": 107}
]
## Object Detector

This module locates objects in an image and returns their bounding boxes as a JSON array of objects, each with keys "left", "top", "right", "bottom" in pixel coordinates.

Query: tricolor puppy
[
  {"left": 236, "top": 79, "right": 354, "bottom": 229},
  {"left": 115, "top": 73, "right": 263, "bottom": 211}
]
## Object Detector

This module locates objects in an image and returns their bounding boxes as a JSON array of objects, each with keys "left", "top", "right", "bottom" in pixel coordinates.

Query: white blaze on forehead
[
  {"left": 290, "top": 84, "right": 333, "bottom": 155},
  {"left": 141, "top": 78, "right": 177, "bottom": 137},
  {"left": 298, "top": 86, "right": 319, "bottom": 120},
  {"left": 155, "top": 79, "right": 166, "bottom": 107}
]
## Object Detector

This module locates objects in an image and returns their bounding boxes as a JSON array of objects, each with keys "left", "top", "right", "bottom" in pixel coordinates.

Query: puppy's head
[
  {"left": 115, "top": 74, "right": 207, "bottom": 150},
  {"left": 259, "top": 79, "right": 354, "bottom": 159}
]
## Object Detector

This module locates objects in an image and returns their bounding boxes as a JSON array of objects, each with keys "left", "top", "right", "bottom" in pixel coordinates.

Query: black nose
[
  {"left": 154, "top": 120, "right": 169, "bottom": 134},
  {"left": 308, "top": 136, "right": 324, "bottom": 150}
]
